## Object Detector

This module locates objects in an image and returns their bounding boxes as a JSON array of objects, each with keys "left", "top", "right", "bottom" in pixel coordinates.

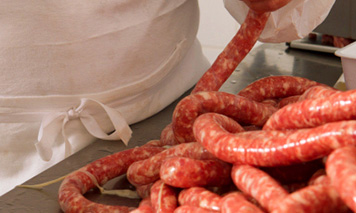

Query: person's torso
[{"left": 0, "top": 0, "right": 198, "bottom": 97}]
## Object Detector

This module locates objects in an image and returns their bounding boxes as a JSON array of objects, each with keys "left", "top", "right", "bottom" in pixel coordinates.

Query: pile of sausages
[
  {"left": 58, "top": 75, "right": 356, "bottom": 213},
  {"left": 57, "top": 8, "right": 356, "bottom": 213}
]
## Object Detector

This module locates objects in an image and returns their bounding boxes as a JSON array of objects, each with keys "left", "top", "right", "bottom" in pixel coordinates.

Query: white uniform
[{"left": 0, "top": 0, "right": 334, "bottom": 195}]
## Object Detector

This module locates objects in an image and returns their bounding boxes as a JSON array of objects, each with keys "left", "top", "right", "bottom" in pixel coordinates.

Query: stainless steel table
[{"left": 0, "top": 43, "right": 343, "bottom": 213}]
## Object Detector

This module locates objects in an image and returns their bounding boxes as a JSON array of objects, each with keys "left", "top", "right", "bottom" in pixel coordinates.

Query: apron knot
[
  {"left": 66, "top": 107, "right": 80, "bottom": 120},
  {"left": 35, "top": 98, "right": 132, "bottom": 161}
]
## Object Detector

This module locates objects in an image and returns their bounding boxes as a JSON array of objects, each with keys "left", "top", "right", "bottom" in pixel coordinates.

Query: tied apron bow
[{"left": 36, "top": 98, "right": 132, "bottom": 161}]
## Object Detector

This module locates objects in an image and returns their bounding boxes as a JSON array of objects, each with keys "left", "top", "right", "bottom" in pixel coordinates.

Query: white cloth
[
  {"left": 0, "top": 0, "right": 210, "bottom": 195},
  {"left": 224, "top": 0, "right": 336, "bottom": 42}
]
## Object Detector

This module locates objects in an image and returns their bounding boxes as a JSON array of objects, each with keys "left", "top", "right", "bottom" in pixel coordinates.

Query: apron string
[{"left": 35, "top": 98, "right": 132, "bottom": 161}]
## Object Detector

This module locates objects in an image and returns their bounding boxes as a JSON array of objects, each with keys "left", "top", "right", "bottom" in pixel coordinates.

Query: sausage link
[
  {"left": 193, "top": 113, "right": 356, "bottom": 166},
  {"left": 191, "top": 10, "right": 270, "bottom": 93},
  {"left": 160, "top": 157, "right": 232, "bottom": 188},
  {"left": 261, "top": 98, "right": 279, "bottom": 107},
  {"left": 136, "top": 183, "right": 153, "bottom": 199},
  {"left": 127, "top": 142, "right": 216, "bottom": 186},
  {"left": 58, "top": 146, "right": 164, "bottom": 213},
  {"left": 130, "top": 197, "right": 154, "bottom": 213},
  {"left": 237, "top": 76, "right": 323, "bottom": 102},
  {"left": 138, "top": 197, "right": 152, "bottom": 207},
  {"left": 271, "top": 184, "right": 349, "bottom": 213},
  {"left": 308, "top": 169, "right": 328, "bottom": 186},
  {"left": 278, "top": 86, "right": 338, "bottom": 114},
  {"left": 150, "top": 180, "right": 177, "bottom": 213},
  {"left": 277, "top": 95, "right": 300, "bottom": 108},
  {"left": 178, "top": 187, "right": 221, "bottom": 211},
  {"left": 162, "top": 11, "right": 270, "bottom": 146},
  {"left": 220, "top": 192, "right": 264, "bottom": 213},
  {"left": 263, "top": 89, "right": 356, "bottom": 130},
  {"left": 159, "top": 124, "right": 180, "bottom": 147},
  {"left": 326, "top": 146, "right": 356, "bottom": 212},
  {"left": 172, "top": 91, "right": 276, "bottom": 143},
  {"left": 173, "top": 205, "right": 216, "bottom": 213},
  {"left": 231, "top": 164, "right": 288, "bottom": 211},
  {"left": 298, "top": 85, "right": 339, "bottom": 101}
]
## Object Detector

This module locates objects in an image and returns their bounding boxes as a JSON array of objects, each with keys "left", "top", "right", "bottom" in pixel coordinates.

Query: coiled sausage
[{"left": 193, "top": 113, "right": 356, "bottom": 166}]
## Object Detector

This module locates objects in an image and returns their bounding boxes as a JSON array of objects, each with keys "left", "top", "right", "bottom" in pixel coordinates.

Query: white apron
[{"left": 0, "top": 0, "right": 210, "bottom": 195}]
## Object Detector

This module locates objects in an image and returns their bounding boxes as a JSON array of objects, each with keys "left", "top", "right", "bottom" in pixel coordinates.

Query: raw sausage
[
  {"left": 58, "top": 146, "right": 164, "bottom": 213},
  {"left": 130, "top": 197, "right": 154, "bottom": 213},
  {"left": 231, "top": 164, "right": 288, "bottom": 211},
  {"left": 172, "top": 91, "right": 276, "bottom": 143},
  {"left": 127, "top": 142, "right": 216, "bottom": 186},
  {"left": 277, "top": 85, "right": 337, "bottom": 108},
  {"left": 277, "top": 95, "right": 300, "bottom": 108},
  {"left": 160, "top": 157, "right": 232, "bottom": 188},
  {"left": 307, "top": 169, "right": 328, "bottom": 186},
  {"left": 161, "top": 10, "right": 270, "bottom": 145},
  {"left": 193, "top": 113, "right": 356, "bottom": 166},
  {"left": 298, "top": 85, "right": 339, "bottom": 101},
  {"left": 178, "top": 187, "right": 221, "bottom": 211},
  {"left": 326, "top": 146, "right": 356, "bottom": 212},
  {"left": 173, "top": 205, "right": 215, "bottom": 213},
  {"left": 237, "top": 76, "right": 324, "bottom": 102},
  {"left": 263, "top": 89, "right": 356, "bottom": 130},
  {"left": 271, "top": 184, "right": 349, "bottom": 213},
  {"left": 136, "top": 183, "right": 153, "bottom": 199},
  {"left": 161, "top": 10, "right": 271, "bottom": 146},
  {"left": 220, "top": 192, "right": 264, "bottom": 213},
  {"left": 159, "top": 124, "right": 179, "bottom": 146},
  {"left": 150, "top": 180, "right": 177, "bottom": 213},
  {"left": 191, "top": 10, "right": 270, "bottom": 93}
]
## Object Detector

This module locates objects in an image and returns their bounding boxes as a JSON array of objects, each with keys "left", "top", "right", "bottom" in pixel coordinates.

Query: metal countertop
[{"left": 0, "top": 43, "right": 343, "bottom": 213}]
